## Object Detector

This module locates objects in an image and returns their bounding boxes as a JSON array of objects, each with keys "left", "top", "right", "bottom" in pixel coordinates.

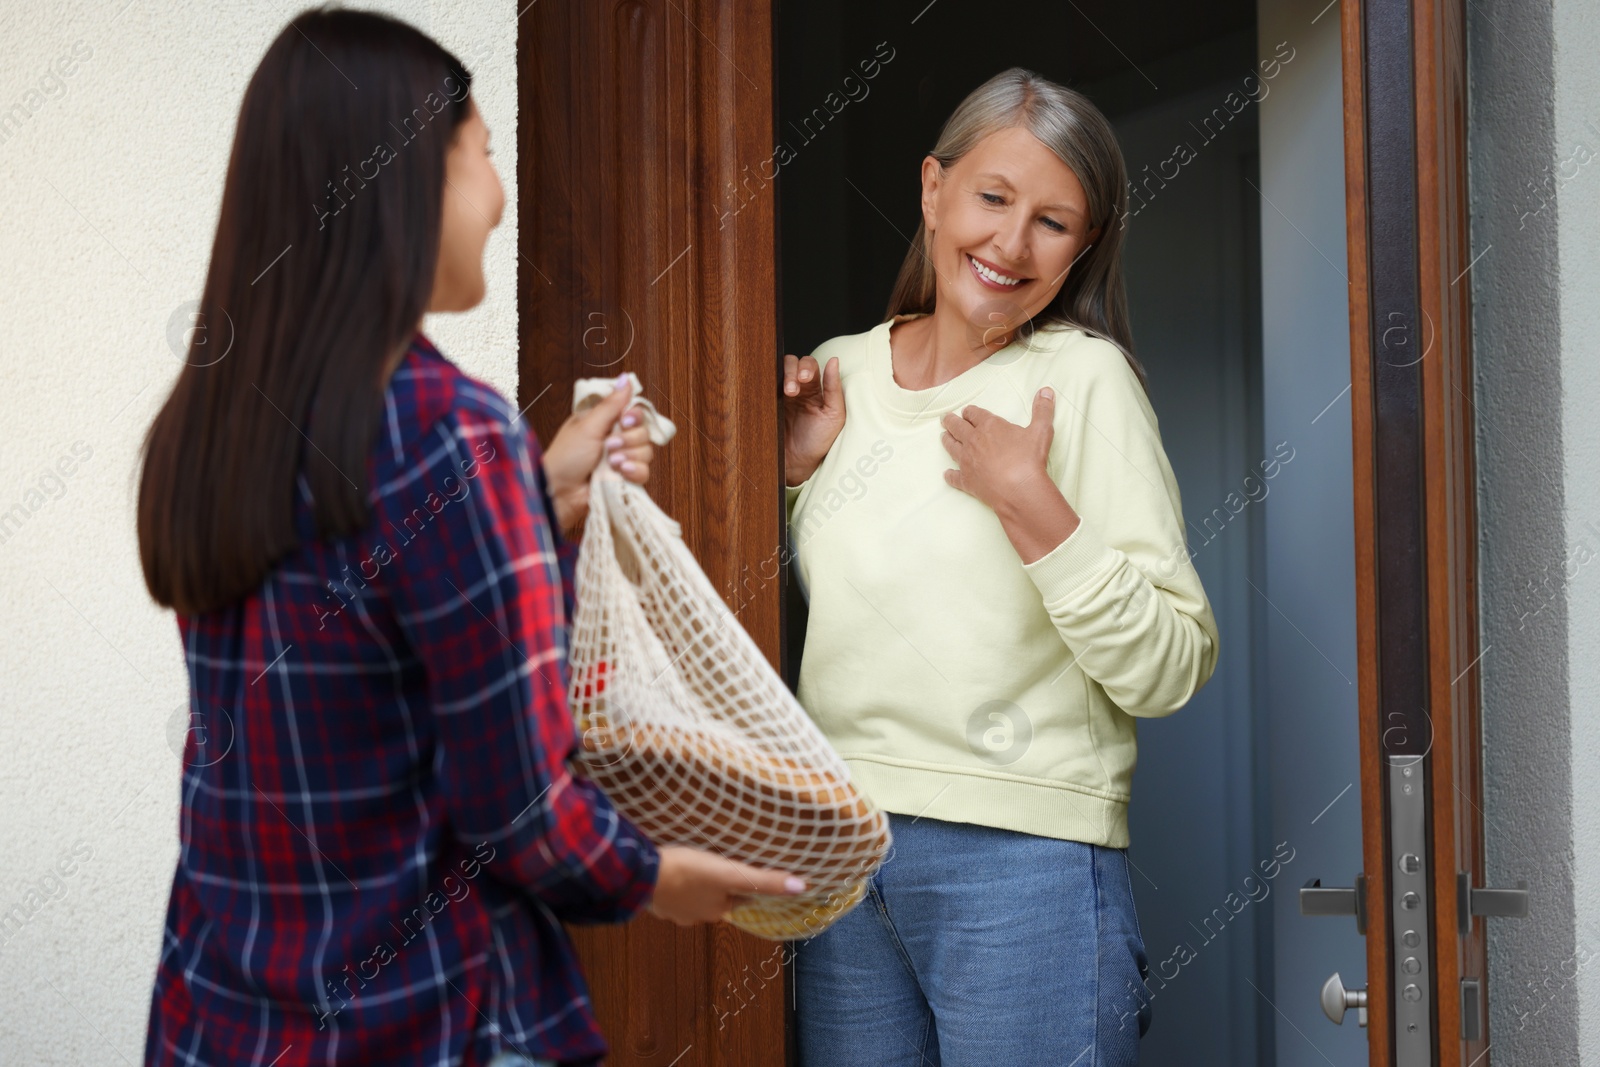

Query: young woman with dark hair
[{"left": 138, "top": 10, "right": 802, "bottom": 1066}]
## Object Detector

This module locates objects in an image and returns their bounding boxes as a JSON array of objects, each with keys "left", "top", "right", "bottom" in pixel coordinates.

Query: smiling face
[
  {"left": 919, "top": 124, "right": 1101, "bottom": 346},
  {"left": 428, "top": 98, "right": 504, "bottom": 313}
]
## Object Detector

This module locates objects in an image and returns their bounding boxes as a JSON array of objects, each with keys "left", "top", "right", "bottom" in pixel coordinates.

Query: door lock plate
[{"left": 1390, "top": 755, "right": 1432, "bottom": 1065}]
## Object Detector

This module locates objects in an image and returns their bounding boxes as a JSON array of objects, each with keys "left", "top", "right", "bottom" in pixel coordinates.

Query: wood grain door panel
[{"left": 518, "top": 2, "right": 787, "bottom": 1064}]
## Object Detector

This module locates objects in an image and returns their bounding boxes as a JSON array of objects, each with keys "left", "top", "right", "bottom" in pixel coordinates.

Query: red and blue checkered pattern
[{"left": 145, "top": 332, "right": 660, "bottom": 1067}]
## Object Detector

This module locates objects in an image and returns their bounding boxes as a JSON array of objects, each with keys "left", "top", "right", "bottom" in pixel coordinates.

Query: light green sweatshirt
[{"left": 786, "top": 314, "right": 1220, "bottom": 848}]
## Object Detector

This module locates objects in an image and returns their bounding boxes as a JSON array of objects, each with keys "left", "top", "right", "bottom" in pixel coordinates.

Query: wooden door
[
  {"left": 517, "top": 2, "right": 788, "bottom": 1064},
  {"left": 1339, "top": 0, "right": 1518, "bottom": 1062}
]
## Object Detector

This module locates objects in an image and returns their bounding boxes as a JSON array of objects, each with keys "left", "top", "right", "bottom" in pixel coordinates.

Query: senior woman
[{"left": 782, "top": 67, "right": 1220, "bottom": 1066}]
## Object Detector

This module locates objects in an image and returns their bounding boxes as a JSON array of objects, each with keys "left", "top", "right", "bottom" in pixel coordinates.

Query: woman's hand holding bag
[
  {"left": 566, "top": 373, "right": 892, "bottom": 940},
  {"left": 542, "top": 374, "right": 656, "bottom": 536},
  {"left": 646, "top": 846, "right": 808, "bottom": 926}
]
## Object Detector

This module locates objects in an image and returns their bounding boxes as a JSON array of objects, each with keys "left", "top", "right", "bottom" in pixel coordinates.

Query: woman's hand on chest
[
  {"left": 940, "top": 387, "right": 1081, "bottom": 564},
  {"left": 939, "top": 387, "right": 1057, "bottom": 506}
]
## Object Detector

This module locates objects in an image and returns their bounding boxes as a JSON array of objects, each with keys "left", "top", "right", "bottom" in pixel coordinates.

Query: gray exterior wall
[{"left": 1468, "top": 0, "right": 1598, "bottom": 1061}]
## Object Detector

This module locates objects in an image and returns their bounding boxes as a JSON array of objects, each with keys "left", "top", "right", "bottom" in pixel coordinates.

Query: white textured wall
[
  {"left": 0, "top": 3, "right": 517, "bottom": 1061},
  {"left": 1554, "top": 0, "right": 1600, "bottom": 1059}
]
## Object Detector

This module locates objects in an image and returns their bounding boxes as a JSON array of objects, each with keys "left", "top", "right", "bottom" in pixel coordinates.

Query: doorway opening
[{"left": 775, "top": 2, "right": 1363, "bottom": 1064}]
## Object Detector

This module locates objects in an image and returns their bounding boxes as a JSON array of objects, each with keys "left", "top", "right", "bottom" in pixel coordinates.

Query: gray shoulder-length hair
[{"left": 884, "top": 67, "right": 1147, "bottom": 392}]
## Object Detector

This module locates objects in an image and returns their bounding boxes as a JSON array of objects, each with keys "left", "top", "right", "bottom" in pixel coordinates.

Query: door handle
[
  {"left": 1298, "top": 874, "right": 1368, "bottom": 934},
  {"left": 1457, "top": 872, "right": 1530, "bottom": 933},
  {"left": 1320, "top": 971, "right": 1368, "bottom": 1027},
  {"left": 1301, "top": 882, "right": 1370, "bottom": 1030}
]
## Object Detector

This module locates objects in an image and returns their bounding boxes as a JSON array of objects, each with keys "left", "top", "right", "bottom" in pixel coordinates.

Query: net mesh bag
[{"left": 565, "top": 414, "right": 890, "bottom": 940}]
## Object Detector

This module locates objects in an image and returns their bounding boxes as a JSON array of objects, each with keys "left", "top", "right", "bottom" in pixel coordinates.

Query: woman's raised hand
[
  {"left": 645, "top": 845, "right": 807, "bottom": 926},
  {"left": 783, "top": 353, "right": 844, "bottom": 487},
  {"left": 542, "top": 375, "right": 657, "bottom": 536}
]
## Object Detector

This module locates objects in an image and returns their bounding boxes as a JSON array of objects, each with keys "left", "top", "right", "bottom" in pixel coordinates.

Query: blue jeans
[{"left": 793, "top": 813, "right": 1152, "bottom": 1066}]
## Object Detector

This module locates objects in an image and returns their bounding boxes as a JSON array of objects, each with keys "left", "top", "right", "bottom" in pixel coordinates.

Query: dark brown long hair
[
  {"left": 138, "top": 8, "right": 473, "bottom": 614},
  {"left": 884, "top": 68, "right": 1147, "bottom": 392}
]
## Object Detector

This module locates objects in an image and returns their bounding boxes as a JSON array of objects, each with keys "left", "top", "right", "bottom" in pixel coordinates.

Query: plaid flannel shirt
[{"left": 145, "top": 331, "right": 660, "bottom": 1067}]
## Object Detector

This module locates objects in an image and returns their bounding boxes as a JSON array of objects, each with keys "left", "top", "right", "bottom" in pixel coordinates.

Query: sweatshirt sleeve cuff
[
  {"left": 784, "top": 473, "right": 813, "bottom": 517},
  {"left": 1020, "top": 517, "right": 1121, "bottom": 604}
]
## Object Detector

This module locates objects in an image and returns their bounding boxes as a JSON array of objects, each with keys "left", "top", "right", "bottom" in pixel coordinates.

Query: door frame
[
  {"left": 1340, "top": 0, "right": 1500, "bottom": 1062},
  {"left": 515, "top": 0, "right": 1502, "bottom": 1062}
]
